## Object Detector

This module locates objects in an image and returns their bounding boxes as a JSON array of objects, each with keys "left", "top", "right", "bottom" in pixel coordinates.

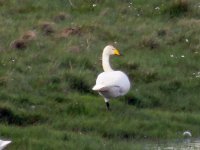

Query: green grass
[{"left": 0, "top": 0, "right": 200, "bottom": 149}]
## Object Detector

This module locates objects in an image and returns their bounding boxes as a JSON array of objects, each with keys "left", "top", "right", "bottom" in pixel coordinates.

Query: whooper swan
[{"left": 92, "top": 45, "right": 130, "bottom": 110}]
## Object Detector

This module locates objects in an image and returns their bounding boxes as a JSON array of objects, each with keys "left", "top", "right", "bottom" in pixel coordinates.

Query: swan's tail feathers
[{"left": 92, "top": 84, "right": 105, "bottom": 91}]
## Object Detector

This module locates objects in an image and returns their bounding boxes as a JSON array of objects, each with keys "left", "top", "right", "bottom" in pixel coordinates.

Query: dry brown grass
[
  {"left": 37, "top": 21, "right": 56, "bottom": 35},
  {"left": 168, "top": 0, "right": 189, "bottom": 17},
  {"left": 21, "top": 30, "right": 37, "bottom": 41},
  {"left": 10, "top": 30, "right": 37, "bottom": 50},
  {"left": 0, "top": 0, "right": 5, "bottom": 6},
  {"left": 68, "top": 46, "right": 81, "bottom": 53},
  {"left": 10, "top": 39, "right": 27, "bottom": 50},
  {"left": 178, "top": 18, "right": 200, "bottom": 28},
  {"left": 53, "top": 12, "right": 70, "bottom": 22},
  {"left": 140, "top": 36, "right": 159, "bottom": 49},
  {"left": 175, "top": 0, "right": 189, "bottom": 8},
  {"left": 57, "top": 27, "right": 81, "bottom": 38}
]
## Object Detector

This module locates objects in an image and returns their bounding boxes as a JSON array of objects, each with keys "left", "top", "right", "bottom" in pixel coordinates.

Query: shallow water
[{"left": 140, "top": 138, "right": 200, "bottom": 150}]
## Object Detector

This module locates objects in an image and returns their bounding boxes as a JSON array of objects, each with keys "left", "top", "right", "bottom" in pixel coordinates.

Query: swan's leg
[
  {"left": 106, "top": 102, "right": 110, "bottom": 110},
  {"left": 104, "top": 98, "right": 110, "bottom": 110}
]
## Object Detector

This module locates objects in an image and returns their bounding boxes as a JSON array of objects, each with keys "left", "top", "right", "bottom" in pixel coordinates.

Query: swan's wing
[
  {"left": 93, "top": 72, "right": 119, "bottom": 90},
  {"left": 93, "top": 84, "right": 120, "bottom": 91},
  {"left": 0, "top": 140, "right": 11, "bottom": 149},
  {"left": 97, "top": 85, "right": 123, "bottom": 98},
  {"left": 92, "top": 71, "right": 130, "bottom": 93}
]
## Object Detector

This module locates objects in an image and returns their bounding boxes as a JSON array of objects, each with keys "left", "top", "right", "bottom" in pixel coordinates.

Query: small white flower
[
  {"left": 92, "top": 4, "right": 96, "bottom": 7},
  {"left": 114, "top": 41, "right": 118, "bottom": 44},
  {"left": 185, "top": 38, "right": 189, "bottom": 43},
  {"left": 27, "top": 66, "right": 32, "bottom": 70},
  {"left": 181, "top": 55, "right": 185, "bottom": 58},
  {"left": 130, "top": 2, "right": 132, "bottom": 5},
  {"left": 155, "top": 6, "right": 160, "bottom": 10},
  {"left": 137, "top": 14, "right": 140, "bottom": 16},
  {"left": 170, "top": 54, "right": 174, "bottom": 58},
  {"left": 31, "top": 105, "right": 36, "bottom": 109}
]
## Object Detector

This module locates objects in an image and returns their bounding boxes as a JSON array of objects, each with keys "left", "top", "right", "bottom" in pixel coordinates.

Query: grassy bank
[{"left": 0, "top": 0, "right": 200, "bottom": 149}]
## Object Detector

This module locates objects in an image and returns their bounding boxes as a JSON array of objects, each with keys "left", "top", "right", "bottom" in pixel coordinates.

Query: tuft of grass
[
  {"left": 140, "top": 36, "right": 160, "bottom": 49},
  {"left": 67, "top": 101, "right": 88, "bottom": 115},
  {"left": 163, "top": 0, "right": 189, "bottom": 17},
  {"left": 53, "top": 12, "right": 70, "bottom": 22},
  {"left": 0, "top": 105, "right": 44, "bottom": 126},
  {"left": 65, "top": 72, "right": 92, "bottom": 94}
]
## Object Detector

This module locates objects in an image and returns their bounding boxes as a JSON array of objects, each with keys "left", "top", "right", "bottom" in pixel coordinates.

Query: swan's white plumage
[
  {"left": 93, "top": 71, "right": 130, "bottom": 98},
  {"left": 0, "top": 140, "right": 11, "bottom": 150},
  {"left": 92, "top": 45, "right": 131, "bottom": 108}
]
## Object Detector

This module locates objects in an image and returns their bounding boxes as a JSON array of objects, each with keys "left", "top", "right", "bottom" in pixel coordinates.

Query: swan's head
[{"left": 103, "top": 45, "right": 121, "bottom": 56}]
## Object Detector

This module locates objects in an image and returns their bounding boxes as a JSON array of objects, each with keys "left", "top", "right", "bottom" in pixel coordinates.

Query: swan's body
[
  {"left": 92, "top": 45, "right": 131, "bottom": 110},
  {"left": 0, "top": 140, "right": 11, "bottom": 150},
  {"left": 93, "top": 71, "right": 130, "bottom": 98}
]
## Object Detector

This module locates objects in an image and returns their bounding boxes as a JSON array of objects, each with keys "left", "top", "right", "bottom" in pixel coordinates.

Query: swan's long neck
[{"left": 102, "top": 53, "right": 113, "bottom": 72}]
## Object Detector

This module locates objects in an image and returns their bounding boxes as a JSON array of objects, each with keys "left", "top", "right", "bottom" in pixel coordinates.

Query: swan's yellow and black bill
[{"left": 114, "top": 49, "right": 120, "bottom": 56}]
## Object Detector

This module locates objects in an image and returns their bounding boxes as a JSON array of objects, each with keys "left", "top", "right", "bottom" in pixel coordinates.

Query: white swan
[
  {"left": 92, "top": 45, "right": 131, "bottom": 110},
  {"left": 0, "top": 139, "right": 11, "bottom": 150}
]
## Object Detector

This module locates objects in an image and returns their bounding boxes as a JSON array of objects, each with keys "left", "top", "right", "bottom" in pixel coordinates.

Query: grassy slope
[{"left": 0, "top": 0, "right": 200, "bottom": 149}]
